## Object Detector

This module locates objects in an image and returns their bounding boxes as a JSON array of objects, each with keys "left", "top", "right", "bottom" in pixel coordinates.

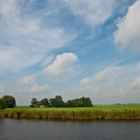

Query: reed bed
[{"left": 0, "top": 105, "right": 140, "bottom": 120}]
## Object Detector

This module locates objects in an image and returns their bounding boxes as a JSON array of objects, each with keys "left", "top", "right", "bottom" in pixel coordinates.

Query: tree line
[
  {"left": 0, "top": 95, "right": 93, "bottom": 109},
  {"left": 0, "top": 95, "right": 16, "bottom": 109},
  {"left": 31, "top": 95, "right": 93, "bottom": 107}
]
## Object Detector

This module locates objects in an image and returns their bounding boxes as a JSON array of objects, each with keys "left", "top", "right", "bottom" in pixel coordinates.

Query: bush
[
  {"left": 1, "top": 95, "right": 16, "bottom": 108},
  {"left": 0, "top": 99, "right": 6, "bottom": 110}
]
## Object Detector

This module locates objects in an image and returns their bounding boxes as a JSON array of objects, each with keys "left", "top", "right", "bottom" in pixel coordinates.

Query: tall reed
[{"left": 0, "top": 106, "right": 140, "bottom": 120}]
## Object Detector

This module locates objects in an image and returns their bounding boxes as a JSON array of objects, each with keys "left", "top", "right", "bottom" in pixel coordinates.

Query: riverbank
[{"left": 0, "top": 105, "right": 140, "bottom": 120}]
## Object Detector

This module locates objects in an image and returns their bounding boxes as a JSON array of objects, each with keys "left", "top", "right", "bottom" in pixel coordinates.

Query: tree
[
  {"left": 66, "top": 100, "right": 74, "bottom": 107},
  {"left": 31, "top": 98, "right": 37, "bottom": 107},
  {"left": 30, "top": 96, "right": 93, "bottom": 108},
  {"left": 49, "top": 95, "right": 65, "bottom": 107},
  {"left": 0, "top": 99, "right": 5, "bottom": 110},
  {"left": 1, "top": 95, "right": 16, "bottom": 108},
  {"left": 40, "top": 98, "right": 49, "bottom": 107},
  {"left": 66, "top": 97, "right": 93, "bottom": 107},
  {"left": 82, "top": 97, "right": 93, "bottom": 107}
]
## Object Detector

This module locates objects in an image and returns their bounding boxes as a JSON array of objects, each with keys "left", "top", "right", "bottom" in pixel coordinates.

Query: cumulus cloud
[
  {"left": 0, "top": 0, "right": 78, "bottom": 104},
  {"left": 67, "top": 63, "right": 140, "bottom": 104},
  {"left": 0, "top": 0, "right": 139, "bottom": 105},
  {"left": 131, "top": 77, "right": 140, "bottom": 89},
  {"left": 0, "top": 0, "right": 75, "bottom": 74},
  {"left": 0, "top": 75, "right": 52, "bottom": 105},
  {"left": 44, "top": 52, "right": 78, "bottom": 78},
  {"left": 20, "top": 76, "right": 50, "bottom": 93},
  {"left": 0, "top": 48, "right": 19, "bottom": 72},
  {"left": 114, "top": 0, "right": 140, "bottom": 51},
  {"left": 61, "top": 0, "right": 117, "bottom": 27}
]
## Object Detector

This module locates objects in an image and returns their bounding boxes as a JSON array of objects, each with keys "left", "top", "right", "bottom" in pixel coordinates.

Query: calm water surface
[{"left": 0, "top": 119, "right": 140, "bottom": 140}]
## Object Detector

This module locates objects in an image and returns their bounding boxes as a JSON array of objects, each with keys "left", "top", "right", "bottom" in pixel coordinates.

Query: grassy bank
[{"left": 0, "top": 105, "right": 140, "bottom": 120}]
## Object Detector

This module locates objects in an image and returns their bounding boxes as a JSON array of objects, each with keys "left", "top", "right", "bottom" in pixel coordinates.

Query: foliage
[
  {"left": 30, "top": 96, "right": 93, "bottom": 108},
  {"left": 31, "top": 98, "right": 50, "bottom": 107},
  {"left": 0, "top": 99, "right": 6, "bottom": 110},
  {"left": 0, "top": 105, "right": 140, "bottom": 120},
  {"left": 66, "top": 97, "right": 93, "bottom": 107},
  {"left": 1, "top": 95, "right": 16, "bottom": 108},
  {"left": 31, "top": 98, "right": 38, "bottom": 107},
  {"left": 49, "top": 96, "right": 65, "bottom": 107},
  {"left": 40, "top": 98, "right": 49, "bottom": 107}
]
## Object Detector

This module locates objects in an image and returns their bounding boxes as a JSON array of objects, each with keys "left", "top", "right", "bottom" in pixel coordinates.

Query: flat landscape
[
  {"left": 0, "top": 105, "right": 140, "bottom": 120},
  {"left": 0, "top": 1, "right": 140, "bottom": 139}
]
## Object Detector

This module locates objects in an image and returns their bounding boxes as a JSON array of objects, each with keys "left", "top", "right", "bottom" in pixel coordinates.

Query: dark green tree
[
  {"left": 1, "top": 95, "right": 16, "bottom": 108},
  {"left": 0, "top": 99, "right": 6, "bottom": 109},
  {"left": 66, "top": 97, "right": 93, "bottom": 107},
  {"left": 40, "top": 98, "right": 49, "bottom": 107},
  {"left": 31, "top": 98, "right": 37, "bottom": 107},
  {"left": 66, "top": 100, "right": 74, "bottom": 107},
  {"left": 49, "top": 95, "right": 65, "bottom": 107},
  {"left": 81, "top": 97, "right": 93, "bottom": 107}
]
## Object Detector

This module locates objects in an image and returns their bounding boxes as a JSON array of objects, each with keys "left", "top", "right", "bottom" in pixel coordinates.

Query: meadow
[{"left": 0, "top": 105, "right": 140, "bottom": 120}]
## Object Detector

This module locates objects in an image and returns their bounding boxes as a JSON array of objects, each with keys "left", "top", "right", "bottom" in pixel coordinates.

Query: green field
[{"left": 0, "top": 105, "right": 140, "bottom": 120}]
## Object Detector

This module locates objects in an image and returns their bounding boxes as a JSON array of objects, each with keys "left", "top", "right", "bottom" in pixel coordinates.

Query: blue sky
[{"left": 0, "top": 0, "right": 140, "bottom": 105}]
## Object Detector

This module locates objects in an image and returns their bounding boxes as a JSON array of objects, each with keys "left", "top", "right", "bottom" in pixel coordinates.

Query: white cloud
[
  {"left": 131, "top": 77, "right": 140, "bottom": 89},
  {"left": 0, "top": 0, "right": 140, "bottom": 105},
  {"left": 20, "top": 76, "right": 50, "bottom": 93},
  {"left": 0, "top": 0, "right": 76, "bottom": 74},
  {"left": 61, "top": 0, "right": 116, "bottom": 27},
  {"left": 44, "top": 52, "right": 78, "bottom": 78},
  {"left": 0, "top": 75, "right": 52, "bottom": 105},
  {"left": 1, "top": 62, "right": 140, "bottom": 105},
  {"left": 114, "top": 0, "right": 140, "bottom": 51},
  {"left": 0, "top": 48, "right": 18, "bottom": 72},
  {"left": 67, "top": 63, "right": 140, "bottom": 104}
]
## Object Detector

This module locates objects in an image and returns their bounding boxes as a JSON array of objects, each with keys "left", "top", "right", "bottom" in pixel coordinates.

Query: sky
[{"left": 0, "top": 0, "right": 140, "bottom": 105}]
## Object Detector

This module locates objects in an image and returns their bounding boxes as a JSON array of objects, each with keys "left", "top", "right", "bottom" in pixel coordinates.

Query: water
[{"left": 0, "top": 119, "right": 140, "bottom": 140}]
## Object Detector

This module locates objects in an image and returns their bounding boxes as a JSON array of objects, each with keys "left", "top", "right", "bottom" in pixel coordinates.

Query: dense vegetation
[
  {"left": 66, "top": 97, "right": 93, "bottom": 107},
  {"left": 0, "top": 95, "right": 16, "bottom": 109},
  {"left": 0, "top": 105, "right": 140, "bottom": 120},
  {"left": 0, "top": 99, "right": 5, "bottom": 110},
  {"left": 30, "top": 96, "right": 93, "bottom": 107},
  {"left": 0, "top": 95, "right": 140, "bottom": 121}
]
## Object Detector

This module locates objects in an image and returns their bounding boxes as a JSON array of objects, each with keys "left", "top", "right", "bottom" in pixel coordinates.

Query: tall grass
[{"left": 0, "top": 105, "right": 140, "bottom": 120}]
